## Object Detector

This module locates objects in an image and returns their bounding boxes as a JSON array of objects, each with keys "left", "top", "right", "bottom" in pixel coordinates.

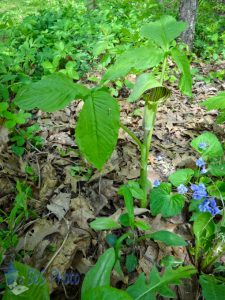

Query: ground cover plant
[{"left": 0, "top": 0, "right": 225, "bottom": 299}]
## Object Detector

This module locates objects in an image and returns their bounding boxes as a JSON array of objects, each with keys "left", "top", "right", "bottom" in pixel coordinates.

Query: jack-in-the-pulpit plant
[{"left": 14, "top": 15, "right": 192, "bottom": 208}]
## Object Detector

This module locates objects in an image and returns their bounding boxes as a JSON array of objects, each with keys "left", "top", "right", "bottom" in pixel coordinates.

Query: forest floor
[{"left": 1, "top": 58, "right": 225, "bottom": 299}]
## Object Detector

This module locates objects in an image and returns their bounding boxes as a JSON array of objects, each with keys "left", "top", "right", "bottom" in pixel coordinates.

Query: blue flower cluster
[
  {"left": 191, "top": 183, "right": 220, "bottom": 216},
  {"left": 177, "top": 184, "right": 188, "bottom": 194},
  {"left": 191, "top": 183, "right": 207, "bottom": 200},
  {"left": 196, "top": 157, "right": 205, "bottom": 167},
  {"left": 153, "top": 180, "right": 161, "bottom": 187},
  {"left": 176, "top": 181, "right": 220, "bottom": 216},
  {"left": 199, "top": 198, "right": 220, "bottom": 216},
  {"left": 198, "top": 142, "right": 208, "bottom": 150},
  {"left": 195, "top": 157, "right": 207, "bottom": 174}
]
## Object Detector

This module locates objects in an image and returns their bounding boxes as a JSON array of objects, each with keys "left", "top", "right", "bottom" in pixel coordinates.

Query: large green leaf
[
  {"left": 127, "top": 265, "right": 196, "bottom": 300},
  {"left": 14, "top": 74, "right": 89, "bottom": 112},
  {"left": 169, "top": 169, "right": 194, "bottom": 187},
  {"left": 128, "top": 73, "right": 161, "bottom": 102},
  {"left": 84, "top": 286, "right": 132, "bottom": 300},
  {"left": 145, "top": 230, "right": 187, "bottom": 246},
  {"left": 200, "top": 275, "right": 225, "bottom": 300},
  {"left": 90, "top": 218, "right": 121, "bottom": 231},
  {"left": 193, "top": 212, "right": 215, "bottom": 242},
  {"left": 150, "top": 185, "right": 185, "bottom": 217},
  {"left": 207, "top": 181, "right": 225, "bottom": 198},
  {"left": 3, "top": 262, "right": 49, "bottom": 300},
  {"left": 171, "top": 47, "right": 192, "bottom": 96},
  {"left": 81, "top": 248, "right": 115, "bottom": 299},
  {"left": 191, "top": 132, "right": 224, "bottom": 159},
  {"left": 140, "top": 16, "right": 187, "bottom": 51},
  {"left": 208, "top": 164, "right": 225, "bottom": 177},
  {"left": 102, "top": 46, "right": 164, "bottom": 82},
  {"left": 216, "top": 110, "right": 225, "bottom": 124},
  {"left": 202, "top": 92, "right": 225, "bottom": 110},
  {"left": 76, "top": 89, "right": 120, "bottom": 169}
]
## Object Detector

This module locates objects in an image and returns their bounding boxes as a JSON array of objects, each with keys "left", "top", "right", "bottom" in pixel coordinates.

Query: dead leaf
[
  {"left": 47, "top": 193, "right": 71, "bottom": 220},
  {"left": 40, "top": 163, "right": 58, "bottom": 201},
  {"left": 16, "top": 219, "right": 60, "bottom": 251},
  {"left": 70, "top": 196, "right": 95, "bottom": 229}
]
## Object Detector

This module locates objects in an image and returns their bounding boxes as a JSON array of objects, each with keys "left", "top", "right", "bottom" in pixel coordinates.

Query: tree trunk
[{"left": 179, "top": 0, "right": 198, "bottom": 50}]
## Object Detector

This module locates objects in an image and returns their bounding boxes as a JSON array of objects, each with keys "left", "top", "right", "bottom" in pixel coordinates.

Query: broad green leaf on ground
[
  {"left": 207, "top": 181, "right": 225, "bottom": 198},
  {"left": 84, "top": 286, "right": 132, "bottom": 300},
  {"left": 191, "top": 132, "right": 224, "bottom": 159},
  {"left": 201, "top": 92, "right": 225, "bottom": 110},
  {"left": 14, "top": 74, "right": 89, "bottom": 112},
  {"left": 193, "top": 212, "right": 215, "bottom": 242},
  {"left": 81, "top": 248, "right": 115, "bottom": 298},
  {"left": 128, "top": 73, "right": 161, "bottom": 102},
  {"left": 145, "top": 230, "right": 187, "bottom": 246},
  {"left": 102, "top": 46, "right": 164, "bottom": 82},
  {"left": 208, "top": 163, "right": 225, "bottom": 177},
  {"left": 118, "top": 184, "right": 134, "bottom": 226},
  {"left": 169, "top": 169, "right": 194, "bottom": 187},
  {"left": 200, "top": 275, "right": 225, "bottom": 300},
  {"left": 216, "top": 110, "right": 225, "bottom": 124},
  {"left": 127, "top": 265, "right": 196, "bottom": 300},
  {"left": 171, "top": 47, "right": 192, "bottom": 96},
  {"left": 90, "top": 218, "right": 121, "bottom": 231},
  {"left": 150, "top": 186, "right": 185, "bottom": 217},
  {"left": 202, "top": 92, "right": 225, "bottom": 124},
  {"left": 3, "top": 261, "right": 49, "bottom": 300},
  {"left": 76, "top": 89, "right": 120, "bottom": 169},
  {"left": 140, "top": 16, "right": 187, "bottom": 51}
]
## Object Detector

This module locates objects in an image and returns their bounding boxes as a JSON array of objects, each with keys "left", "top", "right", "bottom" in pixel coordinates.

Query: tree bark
[{"left": 179, "top": 0, "right": 198, "bottom": 50}]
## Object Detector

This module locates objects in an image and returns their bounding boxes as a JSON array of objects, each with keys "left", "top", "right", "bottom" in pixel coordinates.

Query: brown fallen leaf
[
  {"left": 47, "top": 192, "right": 71, "bottom": 221},
  {"left": 40, "top": 163, "right": 58, "bottom": 201},
  {"left": 70, "top": 195, "right": 95, "bottom": 229}
]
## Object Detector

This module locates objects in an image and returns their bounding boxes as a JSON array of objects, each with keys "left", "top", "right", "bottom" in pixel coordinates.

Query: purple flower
[
  {"left": 196, "top": 157, "right": 206, "bottom": 167},
  {"left": 191, "top": 183, "right": 207, "bottom": 200},
  {"left": 153, "top": 180, "right": 161, "bottom": 187},
  {"left": 199, "top": 198, "right": 220, "bottom": 216},
  {"left": 177, "top": 184, "right": 188, "bottom": 194},
  {"left": 198, "top": 142, "right": 208, "bottom": 150},
  {"left": 200, "top": 166, "right": 207, "bottom": 174}
]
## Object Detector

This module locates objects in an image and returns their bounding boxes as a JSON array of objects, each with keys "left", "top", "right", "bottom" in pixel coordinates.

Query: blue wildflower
[
  {"left": 4, "top": 262, "right": 18, "bottom": 285},
  {"left": 198, "top": 142, "right": 208, "bottom": 150},
  {"left": 156, "top": 155, "right": 163, "bottom": 161},
  {"left": 199, "top": 198, "right": 220, "bottom": 216},
  {"left": 191, "top": 183, "right": 207, "bottom": 200},
  {"left": 200, "top": 166, "right": 207, "bottom": 174},
  {"left": 177, "top": 184, "right": 188, "bottom": 194},
  {"left": 153, "top": 180, "right": 161, "bottom": 187},
  {"left": 196, "top": 157, "right": 206, "bottom": 167}
]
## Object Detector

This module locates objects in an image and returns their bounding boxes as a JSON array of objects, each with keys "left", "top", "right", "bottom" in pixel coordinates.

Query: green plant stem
[
  {"left": 195, "top": 242, "right": 200, "bottom": 266},
  {"left": 120, "top": 122, "right": 142, "bottom": 149},
  {"left": 115, "top": 232, "right": 133, "bottom": 260},
  {"left": 160, "top": 56, "right": 167, "bottom": 85},
  {"left": 139, "top": 103, "right": 157, "bottom": 207}
]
